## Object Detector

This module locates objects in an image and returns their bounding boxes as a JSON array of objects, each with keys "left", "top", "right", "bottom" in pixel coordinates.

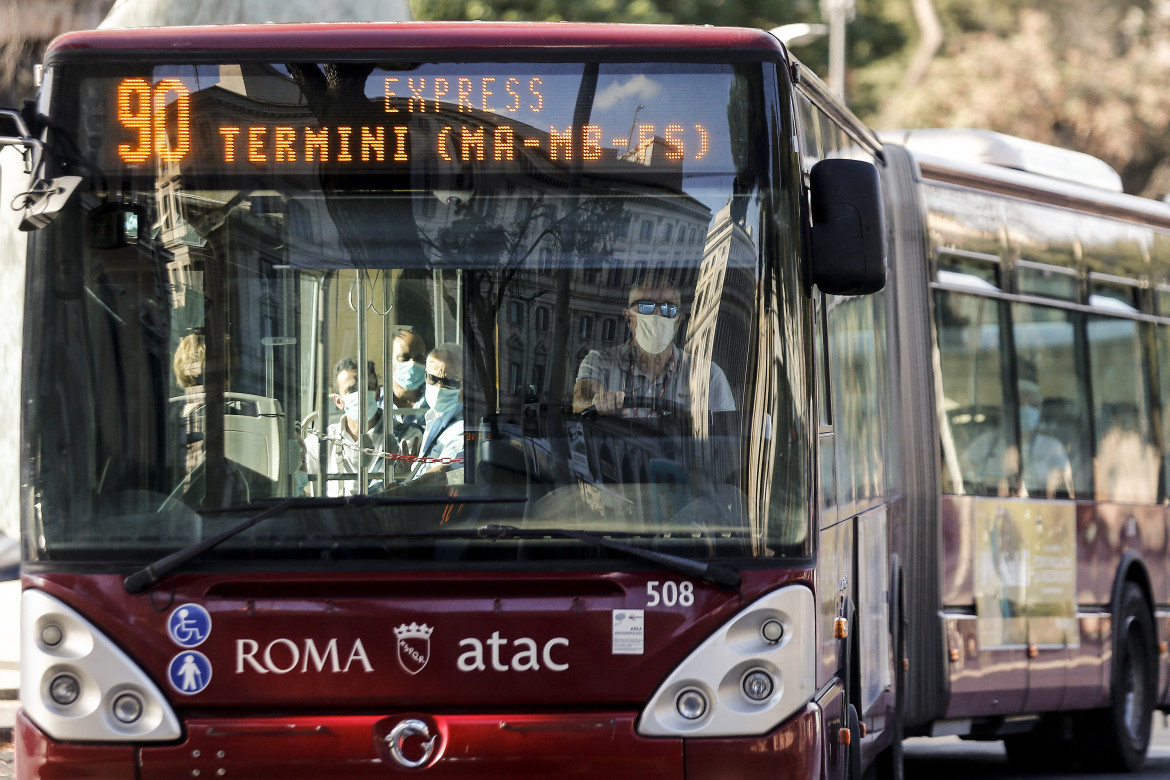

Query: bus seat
[
  {"left": 477, "top": 436, "right": 529, "bottom": 485},
  {"left": 171, "top": 392, "right": 288, "bottom": 482}
]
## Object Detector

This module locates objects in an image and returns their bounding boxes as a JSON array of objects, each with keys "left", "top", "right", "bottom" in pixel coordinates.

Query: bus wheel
[
  {"left": 1086, "top": 582, "right": 1156, "bottom": 772},
  {"left": 868, "top": 576, "right": 905, "bottom": 780},
  {"left": 847, "top": 702, "right": 863, "bottom": 780}
]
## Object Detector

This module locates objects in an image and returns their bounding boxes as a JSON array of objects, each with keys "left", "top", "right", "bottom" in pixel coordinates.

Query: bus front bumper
[{"left": 16, "top": 703, "right": 824, "bottom": 779}]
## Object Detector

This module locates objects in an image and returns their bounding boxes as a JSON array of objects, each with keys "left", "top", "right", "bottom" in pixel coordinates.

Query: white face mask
[
  {"left": 425, "top": 384, "right": 461, "bottom": 417},
  {"left": 633, "top": 312, "right": 678, "bottom": 355},
  {"left": 394, "top": 359, "right": 425, "bottom": 391},
  {"left": 341, "top": 390, "right": 377, "bottom": 424}
]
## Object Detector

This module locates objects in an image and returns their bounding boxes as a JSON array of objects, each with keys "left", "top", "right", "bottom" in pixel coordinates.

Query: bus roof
[
  {"left": 881, "top": 128, "right": 1123, "bottom": 193},
  {"left": 46, "top": 21, "right": 786, "bottom": 58},
  {"left": 882, "top": 132, "right": 1170, "bottom": 230}
]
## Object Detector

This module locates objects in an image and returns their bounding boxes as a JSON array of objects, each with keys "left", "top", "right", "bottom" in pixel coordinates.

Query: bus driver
[{"left": 572, "top": 278, "right": 734, "bottom": 416}]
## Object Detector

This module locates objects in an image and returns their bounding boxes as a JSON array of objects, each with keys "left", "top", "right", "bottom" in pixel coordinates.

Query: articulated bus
[
  {"left": 0, "top": 21, "right": 1166, "bottom": 780},
  {"left": 880, "top": 127, "right": 1170, "bottom": 769}
]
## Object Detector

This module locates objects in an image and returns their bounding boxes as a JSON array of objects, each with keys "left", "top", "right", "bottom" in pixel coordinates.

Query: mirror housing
[
  {"left": 809, "top": 159, "right": 886, "bottom": 295},
  {"left": 0, "top": 108, "right": 41, "bottom": 174},
  {"left": 1, "top": 106, "right": 78, "bottom": 231}
]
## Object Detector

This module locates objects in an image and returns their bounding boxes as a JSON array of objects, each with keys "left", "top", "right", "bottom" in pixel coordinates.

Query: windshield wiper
[
  {"left": 123, "top": 495, "right": 526, "bottom": 594},
  {"left": 476, "top": 524, "right": 742, "bottom": 590},
  {"left": 332, "top": 523, "right": 741, "bottom": 589}
]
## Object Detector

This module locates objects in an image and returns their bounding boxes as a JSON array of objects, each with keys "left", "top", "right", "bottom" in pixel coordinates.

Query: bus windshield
[{"left": 23, "top": 58, "right": 810, "bottom": 568}]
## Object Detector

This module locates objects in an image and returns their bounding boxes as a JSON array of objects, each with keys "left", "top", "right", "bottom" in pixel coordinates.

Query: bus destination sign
[{"left": 113, "top": 76, "right": 711, "bottom": 171}]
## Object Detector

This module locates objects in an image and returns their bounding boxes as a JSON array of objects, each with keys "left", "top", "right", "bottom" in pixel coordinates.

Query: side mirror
[
  {"left": 0, "top": 108, "right": 41, "bottom": 174},
  {"left": 1, "top": 106, "right": 80, "bottom": 231},
  {"left": 809, "top": 159, "right": 886, "bottom": 295}
]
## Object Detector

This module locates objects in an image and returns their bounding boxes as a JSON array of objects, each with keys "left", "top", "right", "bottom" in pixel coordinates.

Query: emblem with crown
[{"left": 395, "top": 622, "right": 433, "bottom": 675}]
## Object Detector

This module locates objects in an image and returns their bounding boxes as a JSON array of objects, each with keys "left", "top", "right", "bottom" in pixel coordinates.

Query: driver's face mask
[{"left": 632, "top": 313, "right": 678, "bottom": 355}]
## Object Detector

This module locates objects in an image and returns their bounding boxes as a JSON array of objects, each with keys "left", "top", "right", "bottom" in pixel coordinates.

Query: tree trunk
[{"left": 903, "top": 0, "right": 944, "bottom": 88}]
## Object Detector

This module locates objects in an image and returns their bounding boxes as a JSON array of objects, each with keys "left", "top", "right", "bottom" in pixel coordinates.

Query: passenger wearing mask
[
  {"left": 303, "top": 357, "right": 395, "bottom": 496},
  {"left": 963, "top": 378, "right": 1073, "bottom": 498},
  {"left": 387, "top": 328, "right": 429, "bottom": 456},
  {"left": 412, "top": 344, "right": 464, "bottom": 478},
  {"left": 572, "top": 277, "right": 734, "bottom": 416}
]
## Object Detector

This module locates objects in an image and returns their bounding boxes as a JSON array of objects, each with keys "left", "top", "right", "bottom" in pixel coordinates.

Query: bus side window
[
  {"left": 934, "top": 288, "right": 1013, "bottom": 496},
  {"left": 1011, "top": 303, "right": 1089, "bottom": 500},
  {"left": 1088, "top": 312, "right": 1158, "bottom": 503}
]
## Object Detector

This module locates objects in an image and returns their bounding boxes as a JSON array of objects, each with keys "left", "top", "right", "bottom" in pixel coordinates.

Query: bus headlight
[
  {"left": 111, "top": 691, "right": 145, "bottom": 725},
  {"left": 675, "top": 688, "right": 710, "bottom": 721},
  {"left": 21, "top": 589, "right": 181, "bottom": 741},
  {"left": 741, "top": 668, "right": 775, "bottom": 702},
  {"left": 48, "top": 673, "right": 80, "bottom": 706},
  {"left": 637, "top": 584, "right": 815, "bottom": 737}
]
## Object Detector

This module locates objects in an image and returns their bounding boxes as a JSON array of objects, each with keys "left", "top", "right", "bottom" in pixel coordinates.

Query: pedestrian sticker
[
  {"left": 612, "top": 609, "right": 645, "bottom": 655},
  {"left": 169, "top": 651, "right": 212, "bottom": 694},
  {"left": 167, "top": 603, "right": 211, "bottom": 648}
]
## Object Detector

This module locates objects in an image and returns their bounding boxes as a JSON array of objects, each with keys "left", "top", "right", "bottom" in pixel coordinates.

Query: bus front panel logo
[
  {"left": 396, "top": 623, "right": 433, "bottom": 675},
  {"left": 167, "top": 603, "right": 212, "bottom": 648},
  {"left": 168, "top": 651, "right": 212, "bottom": 694}
]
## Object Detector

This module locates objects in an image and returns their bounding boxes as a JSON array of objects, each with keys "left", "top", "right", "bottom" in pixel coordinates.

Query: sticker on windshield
[
  {"left": 168, "top": 651, "right": 212, "bottom": 694},
  {"left": 167, "top": 603, "right": 212, "bottom": 648},
  {"left": 612, "top": 609, "right": 645, "bottom": 655}
]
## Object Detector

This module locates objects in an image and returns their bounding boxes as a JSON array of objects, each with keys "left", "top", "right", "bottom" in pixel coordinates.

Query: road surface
[{"left": 905, "top": 714, "right": 1170, "bottom": 779}]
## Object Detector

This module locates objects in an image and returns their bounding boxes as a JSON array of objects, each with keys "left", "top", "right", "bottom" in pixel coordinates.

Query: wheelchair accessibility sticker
[
  {"left": 169, "top": 651, "right": 212, "bottom": 694},
  {"left": 168, "top": 603, "right": 211, "bottom": 648}
]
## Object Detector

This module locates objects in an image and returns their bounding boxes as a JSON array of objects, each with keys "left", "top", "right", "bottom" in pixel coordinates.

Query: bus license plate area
[{"left": 139, "top": 713, "right": 682, "bottom": 779}]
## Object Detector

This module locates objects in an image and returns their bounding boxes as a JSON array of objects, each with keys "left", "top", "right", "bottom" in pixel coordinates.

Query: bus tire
[
  {"left": 1085, "top": 582, "right": 1156, "bottom": 772},
  {"left": 868, "top": 572, "right": 905, "bottom": 780},
  {"left": 847, "top": 702, "right": 863, "bottom": 780}
]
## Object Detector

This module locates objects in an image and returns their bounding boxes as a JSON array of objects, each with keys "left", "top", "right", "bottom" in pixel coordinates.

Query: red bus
[{"left": 0, "top": 20, "right": 1164, "bottom": 780}]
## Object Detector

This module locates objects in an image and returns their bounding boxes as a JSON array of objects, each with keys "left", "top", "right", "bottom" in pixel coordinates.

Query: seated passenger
[
  {"left": 572, "top": 277, "right": 734, "bottom": 416},
  {"left": 963, "top": 379, "right": 1073, "bottom": 498},
  {"left": 387, "top": 327, "right": 429, "bottom": 455},
  {"left": 412, "top": 344, "right": 464, "bottom": 478},
  {"left": 304, "top": 357, "right": 395, "bottom": 496}
]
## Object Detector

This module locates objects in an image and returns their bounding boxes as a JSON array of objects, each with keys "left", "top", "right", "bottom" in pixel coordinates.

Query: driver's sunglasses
[
  {"left": 632, "top": 299, "right": 679, "bottom": 318},
  {"left": 425, "top": 372, "right": 462, "bottom": 390}
]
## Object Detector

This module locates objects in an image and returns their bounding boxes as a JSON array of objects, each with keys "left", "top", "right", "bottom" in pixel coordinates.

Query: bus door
[
  {"left": 1010, "top": 290, "right": 1092, "bottom": 714},
  {"left": 824, "top": 289, "right": 896, "bottom": 733},
  {"left": 938, "top": 268, "right": 1086, "bottom": 715},
  {"left": 814, "top": 291, "right": 845, "bottom": 684}
]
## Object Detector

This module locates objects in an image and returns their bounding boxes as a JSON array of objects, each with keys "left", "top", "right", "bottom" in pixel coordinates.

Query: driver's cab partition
[{"left": 169, "top": 392, "right": 288, "bottom": 484}]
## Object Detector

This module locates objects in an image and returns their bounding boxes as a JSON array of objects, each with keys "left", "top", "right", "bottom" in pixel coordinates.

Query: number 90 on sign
[{"left": 117, "top": 78, "right": 191, "bottom": 164}]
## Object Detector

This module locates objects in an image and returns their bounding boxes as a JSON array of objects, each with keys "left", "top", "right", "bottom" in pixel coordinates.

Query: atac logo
[{"left": 395, "top": 622, "right": 433, "bottom": 675}]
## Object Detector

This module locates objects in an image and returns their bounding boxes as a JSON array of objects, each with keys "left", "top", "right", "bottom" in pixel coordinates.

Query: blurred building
[{"left": 0, "top": 0, "right": 115, "bottom": 105}]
